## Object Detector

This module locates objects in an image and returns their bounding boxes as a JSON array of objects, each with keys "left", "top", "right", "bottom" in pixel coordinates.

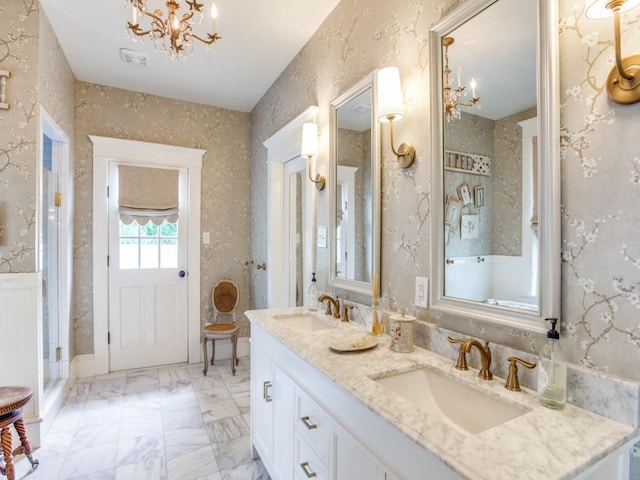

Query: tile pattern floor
[{"left": 13, "top": 359, "right": 270, "bottom": 480}]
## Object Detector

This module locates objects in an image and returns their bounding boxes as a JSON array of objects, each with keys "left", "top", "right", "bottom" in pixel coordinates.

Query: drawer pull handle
[
  {"left": 300, "top": 415, "right": 318, "bottom": 430},
  {"left": 263, "top": 381, "right": 273, "bottom": 402},
  {"left": 300, "top": 461, "right": 317, "bottom": 478}
]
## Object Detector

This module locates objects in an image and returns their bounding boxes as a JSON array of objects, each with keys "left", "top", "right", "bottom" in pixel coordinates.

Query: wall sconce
[
  {"left": 376, "top": 67, "right": 416, "bottom": 169},
  {"left": 586, "top": 0, "right": 640, "bottom": 104},
  {"left": 301, "top": 122, "right": 325, "bottom": 191},
  {"left": 0, "top": 70, "right": 10, "bottom": 110}
]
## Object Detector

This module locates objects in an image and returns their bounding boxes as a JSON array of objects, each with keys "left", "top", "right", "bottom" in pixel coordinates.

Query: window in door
[{"left": 119, "top": 219, "right": 179, "bottom": 269}]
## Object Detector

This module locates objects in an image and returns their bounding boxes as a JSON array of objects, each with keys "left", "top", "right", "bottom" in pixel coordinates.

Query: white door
[{"left": 108, "top": 163, "right": 188, "bottom": 371}]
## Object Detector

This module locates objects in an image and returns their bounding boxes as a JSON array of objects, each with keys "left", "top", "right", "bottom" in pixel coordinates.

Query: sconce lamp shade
[
  {"left": 377, "top": 67, "right": 404, "bottom": 122},
  {"left": 585, "top": 0, "right": 640, "bottom": 18},
  {"left": 301, "top": 122, "right": 319, "bottom": 157}
]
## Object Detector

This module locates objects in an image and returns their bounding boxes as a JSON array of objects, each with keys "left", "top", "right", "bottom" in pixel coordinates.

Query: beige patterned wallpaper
[
  {"left": 73, "top": 83, "right": 252, "bottom": 353},
  {"left": 249, "top": 0, "right": 640, "bottom": 382},
  {"left": 0, "top": 0, "right": 39, "bottom": 273}
]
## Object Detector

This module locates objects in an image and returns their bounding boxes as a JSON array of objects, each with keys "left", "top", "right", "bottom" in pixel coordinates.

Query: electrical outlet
[
  {"left": 202, "top": 232, "right": 210, "bottom": 245},
  {"left": 415, "top": 277, "right": 428, "bottom": 308}
]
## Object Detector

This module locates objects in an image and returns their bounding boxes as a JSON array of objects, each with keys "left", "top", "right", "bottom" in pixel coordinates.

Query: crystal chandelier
[
  {"left": 125, "top": 0, "right": 221, "bottom": 61},
  {"left": 442, "top": 37, "right": 479, "bottom": 121}
]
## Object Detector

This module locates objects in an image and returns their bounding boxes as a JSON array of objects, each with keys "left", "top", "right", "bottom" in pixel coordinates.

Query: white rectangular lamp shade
[
  {"left": 377, "top": 66, "right": 404, "bottom": 122},
  {"left": 301, "top": 122, "right": 319, "bottom": 157}
]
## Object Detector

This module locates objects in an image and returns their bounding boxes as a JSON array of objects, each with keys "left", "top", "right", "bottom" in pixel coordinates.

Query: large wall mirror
[
  {"left": 429, "top": 0, "right": 560, "bottom": 334},
  {"left": 329, "top": 72, "right": 381, "bottom": 296}
]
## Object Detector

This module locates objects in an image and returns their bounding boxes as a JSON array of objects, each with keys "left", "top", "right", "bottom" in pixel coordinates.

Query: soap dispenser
[
  {"left": 537, "top": 318, "right": 566, "bottom": 410},
  {"left": 308, "top": 273, "right": 319, "bottom": 311}
]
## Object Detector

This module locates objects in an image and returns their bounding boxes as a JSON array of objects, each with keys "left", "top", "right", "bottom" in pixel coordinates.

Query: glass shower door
[{"left": 42, "top": 134, "right": 61, "bottom": 397}]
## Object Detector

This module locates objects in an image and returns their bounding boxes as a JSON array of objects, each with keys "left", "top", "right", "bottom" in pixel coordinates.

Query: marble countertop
[{"left": 247, "top": 307, "right": 637, "bottom": 480}]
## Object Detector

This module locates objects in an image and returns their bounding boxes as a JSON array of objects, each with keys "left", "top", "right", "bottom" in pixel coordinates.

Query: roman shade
[{"left": 118, "top": 165, "right": 179, "bottom": 225}]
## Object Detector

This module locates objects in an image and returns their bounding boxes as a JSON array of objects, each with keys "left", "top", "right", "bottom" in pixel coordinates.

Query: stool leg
[
  {"left": 202, "top": 337, "right": 209, "bottom": 376},
  {"left": 13, "top": 418, "right": 38, "bottom": 470},
  {"left": 1, "top": 427, "right": 14, "bottom": 480}
]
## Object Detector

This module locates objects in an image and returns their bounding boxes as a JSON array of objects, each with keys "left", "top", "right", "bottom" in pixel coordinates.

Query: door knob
[{"left": 179, "top": 270, "right": 186, "bottom": 278}]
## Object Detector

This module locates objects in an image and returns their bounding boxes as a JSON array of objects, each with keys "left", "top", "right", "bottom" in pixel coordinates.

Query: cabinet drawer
[
  {"left": 295, "top": 388, "right": 331, "bottom": 464},
  {"left": 295, "top": 434, "right": 328, "bottom": 480}
]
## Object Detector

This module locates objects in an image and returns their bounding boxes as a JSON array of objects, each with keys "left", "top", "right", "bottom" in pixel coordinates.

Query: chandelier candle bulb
[
  {"left": 211, "top": 3, "right": 217, "bottom": 33},
  {"left": 131, "top": 6, "right": 137, "bottom": 25},
  {"left": 471, "top": 79, "right": 477, "bottom": 98}
]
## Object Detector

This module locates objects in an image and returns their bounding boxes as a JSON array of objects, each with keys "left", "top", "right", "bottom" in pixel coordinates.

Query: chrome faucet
[
  {"left": 319, "top": 294, "right": 341, "bottom": 318},
  {"left": 447, "top": 336, "right": 493, "bottom": 380}
]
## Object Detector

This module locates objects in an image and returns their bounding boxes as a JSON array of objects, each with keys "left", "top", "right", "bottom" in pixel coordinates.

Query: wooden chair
[{"left": 202, "top": 280, "right": 240, "bottom": 376}]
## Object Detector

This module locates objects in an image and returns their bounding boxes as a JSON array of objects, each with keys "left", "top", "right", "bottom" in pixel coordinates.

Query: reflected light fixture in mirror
[
  {"left": 301, "top": 122, "right": 326, "bottom": 191},
  {"left": 442, "top": 37, "right": 480, "bottom": 120},
  {"left": 585, "top": 0, "right": 640, "bottom": 104},
  {"left": 376, "top": 67, "right": 416, "bottom": 168}
]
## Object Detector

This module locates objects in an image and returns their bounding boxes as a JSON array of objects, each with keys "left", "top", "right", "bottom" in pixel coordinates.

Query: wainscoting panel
[{"left": 0, "top": 272, "right": 43, "bottom": 446}]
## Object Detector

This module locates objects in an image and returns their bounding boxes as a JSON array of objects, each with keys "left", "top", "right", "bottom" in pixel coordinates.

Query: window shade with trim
[{"left": 118, "top": 165, "right": 179, "bottom": 225}]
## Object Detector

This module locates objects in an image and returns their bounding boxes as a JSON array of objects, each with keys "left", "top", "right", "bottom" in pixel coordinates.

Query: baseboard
[
  {"left": 71, "top": 337, "right": 250, "bottom": 377},
  {"left": 200, "top": 337, "right": 250, "bottom": 364},
  {"left": 71, "top": 353, "right": 96, "bottom": 379}
]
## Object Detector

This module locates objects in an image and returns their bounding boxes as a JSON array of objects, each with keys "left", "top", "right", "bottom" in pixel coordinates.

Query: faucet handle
[
  {"left": 341, "top": 304, "right": 353, "bottom": 323},
  {"left": 447, "top": 336, "right": 468, "bottom": 371},
  {"left": 505, "top": 357, "right": 537, "bottom": 392}
]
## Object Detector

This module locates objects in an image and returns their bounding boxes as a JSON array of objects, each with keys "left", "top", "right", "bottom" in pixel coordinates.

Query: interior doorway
[
  {"left": 39, "top": 108, "right": 72, "bottom": 407},
  {"left": 284, "top": 157, "right": 307, "bottom": 306},
  {"left": 91, "top": 136, "right": 204, "bottom": 376}
]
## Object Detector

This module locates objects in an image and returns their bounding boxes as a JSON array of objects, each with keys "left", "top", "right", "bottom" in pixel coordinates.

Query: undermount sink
[
  {"left": 272, "top": 312, "right": 337, "bottom": 333},
  {"left": 374, "top": 367, "right": 529, "bottom": 435}
]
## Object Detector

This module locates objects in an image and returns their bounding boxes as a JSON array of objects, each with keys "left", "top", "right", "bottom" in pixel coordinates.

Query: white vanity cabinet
[
  {"left": 250, "top": 322, "right": 462, "bottom": 480},
  {"left": 250, "top": 341, "right": 295, "bottom": 480}
]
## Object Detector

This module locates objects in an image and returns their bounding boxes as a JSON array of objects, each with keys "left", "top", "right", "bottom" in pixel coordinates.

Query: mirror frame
[
  {"left": 329, "top": 71, "right": 381, "bottom": 297},
  {"left": 429, "top": 0, "right": 560, "bottom": 334}
]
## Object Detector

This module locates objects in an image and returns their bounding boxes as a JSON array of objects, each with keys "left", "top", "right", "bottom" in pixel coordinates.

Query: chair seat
[{"left": 203, "top": 323, "right": 238, "bottom": 334}]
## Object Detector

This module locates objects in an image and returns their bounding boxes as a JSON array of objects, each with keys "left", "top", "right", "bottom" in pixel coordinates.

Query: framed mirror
[
  {"left": 429, "top": 0, "right": 560, "bottom": 334},
  {"left": 329, "top": 72, "right": 381, "bottom": 297}
]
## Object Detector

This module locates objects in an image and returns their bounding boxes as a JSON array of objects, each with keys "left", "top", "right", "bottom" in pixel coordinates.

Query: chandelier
[
  {"left": 125, "top": 0, "right": 221, "bottom": 61},
  {"left": 442, "top": 37, "right": 479, "bottom": 121}
]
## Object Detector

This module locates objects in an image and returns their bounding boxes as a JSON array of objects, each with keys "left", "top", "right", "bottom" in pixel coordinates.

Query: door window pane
[
  {"left": 140, "top": 239, "right": 159, "bottom": 269},
  {"left": 119, "top": 219, "right": 178, "bottom": 270},
  {"left": 120, "top": 238, "right": 139, "bottom": 269}
]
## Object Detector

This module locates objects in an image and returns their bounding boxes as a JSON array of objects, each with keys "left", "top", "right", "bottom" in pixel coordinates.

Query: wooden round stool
[{"left": 0, "top": 387, "right": 39, "bottom": 480}]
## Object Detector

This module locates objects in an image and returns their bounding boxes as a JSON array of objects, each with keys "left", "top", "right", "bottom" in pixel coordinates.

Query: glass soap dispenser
[
  {"left": 537, "top": 318, "right": 566, "bottom": 410},
  {"left": 308, "top": 273, "right": 319, "bottom": 311}
]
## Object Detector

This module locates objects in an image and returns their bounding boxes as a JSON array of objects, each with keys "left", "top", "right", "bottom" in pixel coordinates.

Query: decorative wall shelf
[{"left": 444, "top": 149, "right": 491, "bottom": 176}]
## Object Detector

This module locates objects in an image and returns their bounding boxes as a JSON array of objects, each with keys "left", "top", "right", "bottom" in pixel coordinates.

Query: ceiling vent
[
  {"left": 351, "top": 103, "right": 371, "bottom": 114},
  {"left": 120, "top": 48, "right": 149, "bottom": 67}
]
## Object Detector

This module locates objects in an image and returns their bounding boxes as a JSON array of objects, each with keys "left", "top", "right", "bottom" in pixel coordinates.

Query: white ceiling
[{"left": 40, "top": 0, "right": 342, "bottom": 112}]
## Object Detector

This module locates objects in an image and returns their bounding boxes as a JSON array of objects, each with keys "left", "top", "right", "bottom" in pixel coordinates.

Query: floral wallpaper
[
  {"left": 249, "top": 0, "right": 640, "bottom": 385},
  {"left": 73, "top": 83, "right": 251, "bottom": 354},
  {"left": 0, "top": 0, "right": 39, "bottom": 273}
]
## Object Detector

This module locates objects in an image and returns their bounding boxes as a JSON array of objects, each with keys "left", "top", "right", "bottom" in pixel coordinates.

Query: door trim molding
[
  {"left": 90, "top": 135, "right": 204, "bottom": 375},
  {"left": 263, "top": 106, "right": 317, "bottom": 308}
]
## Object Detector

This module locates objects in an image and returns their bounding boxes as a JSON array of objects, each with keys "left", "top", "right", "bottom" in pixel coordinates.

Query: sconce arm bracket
[{"left": 388, "top": 121, "right": 415, "bottom": 169}]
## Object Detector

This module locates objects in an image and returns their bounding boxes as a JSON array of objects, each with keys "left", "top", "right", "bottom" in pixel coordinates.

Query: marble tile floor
[{"left": 12, "top": 360, "right": 271, "bottom": 480}]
